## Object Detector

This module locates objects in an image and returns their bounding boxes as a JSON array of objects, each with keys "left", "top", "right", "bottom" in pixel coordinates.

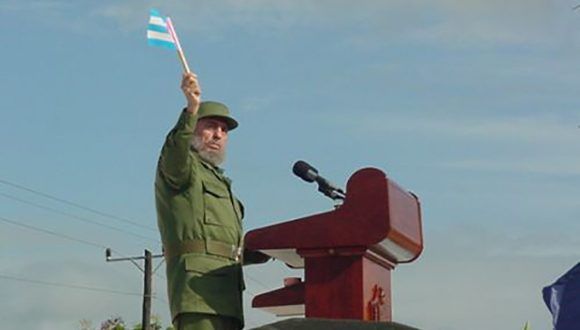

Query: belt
[{"left": 164, "top": 239, "right": 242, "bottom": 262}]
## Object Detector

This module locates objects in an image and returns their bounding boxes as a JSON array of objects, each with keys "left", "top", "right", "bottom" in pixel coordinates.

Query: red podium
[{"left": 245, "top": 168, "right": 423, "bottom": 322}]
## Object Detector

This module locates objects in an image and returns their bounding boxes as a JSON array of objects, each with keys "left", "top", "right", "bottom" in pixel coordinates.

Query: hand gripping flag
[
  {"left": 542, "top": 262, "right": 580, "bottom": 330},
  {"left": 147, "top": 9, "right": 190, "bottom": 73}
]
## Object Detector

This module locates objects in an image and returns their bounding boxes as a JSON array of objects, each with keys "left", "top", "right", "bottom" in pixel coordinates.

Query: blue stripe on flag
[
  {"left": 147, "top": 38, "right": 176, "bottom": 50},
  {"left": 150, "top": 8, "right": 161, "bottom": 17},
  {"left": 148, "top": 23, "right": 168, "bottom": 33},
  {"left": 147, "top": 8, "right": 176, "bottom": 50}
]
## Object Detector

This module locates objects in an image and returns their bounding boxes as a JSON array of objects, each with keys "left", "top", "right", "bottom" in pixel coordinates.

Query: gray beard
[{"left": 191, "top": 135, "right": 226, "bottom": 166}]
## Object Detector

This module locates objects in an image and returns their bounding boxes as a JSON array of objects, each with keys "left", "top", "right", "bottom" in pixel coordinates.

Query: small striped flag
[
  {"left": 147, "top": 9, "right": 176, "bottom": 50},
  {"left": 146, "top": 8, "right": 190, "bottom": 72}
]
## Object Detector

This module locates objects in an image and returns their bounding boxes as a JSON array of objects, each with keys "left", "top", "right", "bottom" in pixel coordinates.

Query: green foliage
[
  {"left": 100, "top": 316, "right": 125, "bottom": 330},
  {"left": 130, "top": 314, "right": 170, "bottom": 330},
  {"left": 522, "top": 321, "right": 531, "bottom": 330},
  {"left": 81, "top": 314, "right": 172, "bottom": 330}
]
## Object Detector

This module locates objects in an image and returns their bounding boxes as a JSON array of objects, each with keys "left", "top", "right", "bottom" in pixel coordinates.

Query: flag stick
[{"left": 166, "top": 17, "right": 190, "bottom": 73}]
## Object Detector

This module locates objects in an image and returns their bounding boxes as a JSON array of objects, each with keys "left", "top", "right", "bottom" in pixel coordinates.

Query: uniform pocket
[
  {"left": 184, "top": 255, "right": 240, "bottom": 307},
  {"left": 202, "top": 180, "right": 237, "bottom": 227},
  {"left": 202, "top": 179, "right": 229, "bottom": 198}
]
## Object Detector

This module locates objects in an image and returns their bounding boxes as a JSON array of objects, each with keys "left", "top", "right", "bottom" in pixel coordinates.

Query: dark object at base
[{"left": 249, "top": 318, "right": 420, "bottom": 330}]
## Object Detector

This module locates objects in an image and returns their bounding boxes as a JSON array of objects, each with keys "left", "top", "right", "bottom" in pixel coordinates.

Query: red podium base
[
  {"left": 253, "top": 248, "right": 394, "bottom": 322},
  {"left": 303, "top": 248, "right": 393, "bottom": 321}
]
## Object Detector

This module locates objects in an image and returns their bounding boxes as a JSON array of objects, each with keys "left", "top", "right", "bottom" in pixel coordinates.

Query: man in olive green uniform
[{"left": 155, "top": 72, "right": 265, "bottom": 330}]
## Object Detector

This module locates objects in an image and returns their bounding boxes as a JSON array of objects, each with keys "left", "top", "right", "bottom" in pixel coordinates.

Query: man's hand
[{"left": 181, "top": 72, "right": 201, "bottom": 114}]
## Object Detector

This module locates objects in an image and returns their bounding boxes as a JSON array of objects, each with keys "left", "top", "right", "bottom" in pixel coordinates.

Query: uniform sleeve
[{"left": 158, "top": 109, "right": 199, "bottom": 189}]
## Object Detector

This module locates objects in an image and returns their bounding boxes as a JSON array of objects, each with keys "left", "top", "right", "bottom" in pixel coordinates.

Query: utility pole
[
  {"left": 106, "top": 248, "right": 163, "bottom": 330},
  {"left": 143, "top": 250, "right": 152, "bottom": 330}
]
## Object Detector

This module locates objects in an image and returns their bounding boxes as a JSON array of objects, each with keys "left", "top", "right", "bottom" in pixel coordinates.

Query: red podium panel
[{"left": 245, "top": 168, "right": 422, "bottom": 321}]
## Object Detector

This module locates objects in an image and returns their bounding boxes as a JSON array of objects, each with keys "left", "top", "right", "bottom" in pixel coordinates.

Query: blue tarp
[{"left": 543, "top": 262, "right": 580, "bottom": 330}]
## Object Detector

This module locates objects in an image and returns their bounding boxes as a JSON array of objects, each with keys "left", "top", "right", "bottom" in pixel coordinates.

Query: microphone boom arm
[{"left": 293, "top": 160, "right": 345, "bottom": 201}]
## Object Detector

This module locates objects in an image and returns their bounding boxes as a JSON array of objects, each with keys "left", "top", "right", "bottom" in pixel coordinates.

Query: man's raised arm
[{"left": 157, "top": 72, "right": 202, "bottom": 189}]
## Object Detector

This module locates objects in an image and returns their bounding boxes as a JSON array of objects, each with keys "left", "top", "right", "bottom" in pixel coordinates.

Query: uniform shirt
[{"left": 155, "top": 110, "right": 245, "bottom": 324}]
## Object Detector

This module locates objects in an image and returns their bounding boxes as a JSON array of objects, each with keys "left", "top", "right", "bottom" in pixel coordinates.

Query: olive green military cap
[{"left": 198, "top": 101, "right": 238, "bottom": 130}]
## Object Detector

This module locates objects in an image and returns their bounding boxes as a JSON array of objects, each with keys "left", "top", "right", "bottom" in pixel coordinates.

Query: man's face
[{"left": 192, "top": 117, "right": 229, "bottom": 166}]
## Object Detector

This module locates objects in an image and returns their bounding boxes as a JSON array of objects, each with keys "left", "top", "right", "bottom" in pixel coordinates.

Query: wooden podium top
[{"left": 245, "top": 167, "right": 423, "bottom": 267}]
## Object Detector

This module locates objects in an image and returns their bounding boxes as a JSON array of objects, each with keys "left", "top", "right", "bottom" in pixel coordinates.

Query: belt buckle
[{"left": 233, "top": 246, "right": 242, "bottom": 262}]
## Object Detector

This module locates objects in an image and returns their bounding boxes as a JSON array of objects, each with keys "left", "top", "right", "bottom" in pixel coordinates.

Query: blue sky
[{"left": 1, "top": 1, "right": 580, "bottom": 329}]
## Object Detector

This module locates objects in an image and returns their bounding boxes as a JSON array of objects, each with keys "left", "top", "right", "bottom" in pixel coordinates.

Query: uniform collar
[{"left": 191, "top": 150, "right": 231, "bottom": 185}]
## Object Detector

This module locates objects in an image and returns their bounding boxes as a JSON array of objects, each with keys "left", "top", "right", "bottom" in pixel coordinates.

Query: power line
[
  {"left": 0, "top": 177, "right": 156, "bottom": 232},
  {"left": 1, "top": 212, "right": 269, "bottom": 292},
  {"left": 0, "top": 271, "right": 254, "bottom": 326},
  {"left": 1, "top": 210, "right": 270, "bottom": 320},
  {"left": 0, "top": 179, "right": 273, "bottom": 292},
  {"left": 0, "top": 215, "right": 106, "bottom": 249},
  {"left": 0, "top": 192, "right": 160, "bottom": 244},
  {"left": 0, "top": 272, "right": 204, "bottom": 325},
  {"left": 0, "top": 214, "right": 162, "bottom": 276},
  {"left": 0, "top": 273, "right": 144, "bottom": 297}
]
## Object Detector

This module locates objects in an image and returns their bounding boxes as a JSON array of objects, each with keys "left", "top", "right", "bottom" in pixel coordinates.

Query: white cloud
[
  {"left": 4, "top": 1, "right": 575, "bottom": 49},
  {"left": 346, "top": 112, "right": 580, "bottom": 144},
  {"left": 389, "top": 114, "right": 580, "bottom": 176},
  {"left": 401, "top": 0, "right": 568, "bottom": 45},
  {"left": 392, "top": 225, "right": 577, "bottom": 329},
  {"left": 429, "top": 225, "right": 580, "bottom": 260},
  {"left": 0, "top": 0, "right": 65, "bottom": 11},
  {"left": 441, "top": 157, "right": 580, "bottom": 176},
  {"left": 90, "top": 0, "right": 579, "bottom": 47},
  {"left": 490, "top": 231, "right": 580, "bottom": 259},
  {"left": 239, "top": 96, "right": 275, "bottom": 114},
  {"left": 394, "top": 256, "right": 560, "bottom": 330},
  {"left": 97, "top": 0, "right": 322, "bottom": 35}
]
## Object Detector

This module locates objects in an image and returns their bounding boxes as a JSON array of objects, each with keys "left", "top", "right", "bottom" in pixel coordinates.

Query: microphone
[
  {"left": 292, "top": 160, "right": 318, "bottom": 182},
  {"left": 292, "top": 160, "right": 345, "bottom": 200}
]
